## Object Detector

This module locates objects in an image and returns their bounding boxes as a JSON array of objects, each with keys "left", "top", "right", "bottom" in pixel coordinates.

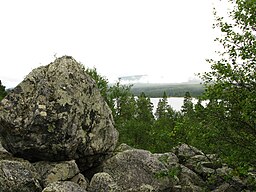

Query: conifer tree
[
  {"left": 136, "top": 92, "right": 154, "bottom": 123},
  {"left": 181, "top": 92, "right": 194, "bottom": 115},
  {"left": 155, "top": 91, "right": 169, "bottom": 119}
]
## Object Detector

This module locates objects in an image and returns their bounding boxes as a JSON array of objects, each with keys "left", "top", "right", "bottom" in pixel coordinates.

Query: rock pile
[
  {"left": 95, "top": 144, "right": 252, "bottom": 191},
  {"left": 0, "top": 56, "right": 255, "bottom": 191}
]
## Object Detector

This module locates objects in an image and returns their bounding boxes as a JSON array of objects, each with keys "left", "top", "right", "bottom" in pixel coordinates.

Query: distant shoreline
[{"left": 130, "top": 83, "right": 204, "bottom": 98}]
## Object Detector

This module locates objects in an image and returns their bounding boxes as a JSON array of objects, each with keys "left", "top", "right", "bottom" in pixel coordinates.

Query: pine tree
[
  {"left": 155, "top": 91, "right": 169, "bottom": 119},
  {"left": 136, "top": 92, "right": 154, "bottom": 123},
  {"left": 181, "top": 92, "right": 194, "bottom": 115}
]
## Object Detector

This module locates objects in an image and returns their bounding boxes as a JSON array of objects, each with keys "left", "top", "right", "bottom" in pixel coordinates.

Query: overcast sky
[{"left": 0, "top": 0, "right": 225, "bottom": 88}]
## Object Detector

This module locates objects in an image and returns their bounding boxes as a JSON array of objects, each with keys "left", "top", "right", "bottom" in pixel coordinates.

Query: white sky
[{"left": 0, "top": 0, "right": 224, "bottom": 88}]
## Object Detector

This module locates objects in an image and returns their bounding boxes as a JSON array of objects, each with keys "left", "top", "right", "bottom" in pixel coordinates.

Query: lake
[{"left": 150, "top": 97, "right": 202, "bottom": 112}]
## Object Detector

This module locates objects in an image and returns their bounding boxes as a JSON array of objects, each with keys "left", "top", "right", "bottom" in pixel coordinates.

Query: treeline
[{"left": 130, "top": 83, "right": 204, "bottom": 98}]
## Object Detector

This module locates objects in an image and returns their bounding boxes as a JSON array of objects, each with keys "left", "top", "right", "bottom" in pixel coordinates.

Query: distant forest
[{"left": 130, "top": 83, "right": 204, "bottom": 98}]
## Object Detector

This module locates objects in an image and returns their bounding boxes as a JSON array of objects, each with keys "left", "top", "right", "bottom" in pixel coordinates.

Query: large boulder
[{"left": 0, "top": 56, "right": 118, "bottom": 170}]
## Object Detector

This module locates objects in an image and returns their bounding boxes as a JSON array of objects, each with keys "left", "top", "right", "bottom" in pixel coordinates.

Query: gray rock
[
  {"left": 181, "top": 184, "right": 203, "bottom": 192},
  {"left": 102, "top": 149, "right": 172, "bottom": 191},
  {"left": 185, "top": 155, "right": 220, "bottom": 178},
  {"left": 70, "top": 173, "right": 89, "bottom": 191},
  {"left": 0, "top": 140, "right": 8, "bottom": 153},
  {"left": 88, "top": 172, "right": 120, "bottom": 192},
  {"left": 0, "top": 140, "right": 11, "bottom": 160},
  {"left": 115, "top": 143, "right": 134, "bottom": 152},
  {"left": 172, "top": 144, "right": 204, "bottom": 163},
  {"left": 216, "top": 165, "right": 233, "bottom": 176},
  {"left": 42, "top": 181, "right": 87, "bottom": 192},
  {"left": 179, "top": 165, "right": 205, "bottom": 191},
  {"left": 0, "top": 56, "right": 118, "bottom": 171},
  {"left": 211, "top": 183, "right": 236, "bottom": 192},
  {"left": 138, "top": 184, "right": 156, "bottom": 192},
  {"left": 0, "top": 157, "right": 42, "bottom": 192},
  {"left": 33, "top": 160, "right": 80, "bottom": 188},
  {"left": 154, "top": 152, "right": 179, "bottom": 169}
]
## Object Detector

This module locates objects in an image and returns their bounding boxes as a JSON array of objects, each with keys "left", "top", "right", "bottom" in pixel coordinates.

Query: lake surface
[{"left": 150, "top": 97, "right": 202, "bottom": 112}]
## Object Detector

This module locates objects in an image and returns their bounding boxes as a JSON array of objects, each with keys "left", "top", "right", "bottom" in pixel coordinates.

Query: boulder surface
[
  {"left": 0, "top": 157, "right": 42, "bottom": 192},
  {"left": 0, "top": 56, "right": 118, "bottom": 170},
  {"left": 102, "top": 148, "right": 172, "bottom": 191},
  {"left": 33, "top": 160, "right": 80, "bottom": 188},
  {"left": 42, "top": 181, "right": 87, "bottom": 192}
]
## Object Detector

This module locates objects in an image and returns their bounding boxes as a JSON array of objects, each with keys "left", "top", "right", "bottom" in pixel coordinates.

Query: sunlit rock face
[{"left": 0, "top": 56, "right": 118, "bottom": 171}]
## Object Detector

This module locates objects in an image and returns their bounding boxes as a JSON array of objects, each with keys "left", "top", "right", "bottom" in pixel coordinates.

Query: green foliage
[
  {"left": 199, "top": 0, "right": 256, "bottom": 166},
  {"left": 155, "top": 92, "right": 169, "bottom": 119},
  {"left": 151, "top": 92, "right": 180, "bottom": 152},
  {"left": 155, "top": 166, "right": 181, "bottom": 181},
  {"left": 136, "top": 92, "right": 154, "bottom": 123},
  {"left": 107, "top": 81, "right": 134, "bottom": 121},
  {"left": 0, "top": 80, "right": 7, "bottom": 101},
  {"left": 181, "top": 92, "right": 194, "bottom": 115},
  {"left": 85, "top": 67, "right": 109, "bottom": 102}
]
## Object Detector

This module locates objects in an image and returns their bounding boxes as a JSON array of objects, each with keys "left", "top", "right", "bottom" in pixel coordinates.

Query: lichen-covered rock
[
  {"left": 154, "top": 152, "right": 179, "bottom": 169},
  {"left": 0, "top": 157, "right": 42, "bottom": 192},
  {"left": 115, "top": 143, "right": 134, "bottom": 152},
  {"left": 0, "top": 56, "right": 118, "bottom": 170},
  {"left": 88, "top": 172, "right": 120, "bottom": 192},
  {"left": 172, "top": 144, "right": 204, "bottom": 163},
  {"left": 102, "top": 149, "right": 172, "bottom": 191},
  {"left": 179, "top": 165, "right": 205, "bottom": 191},
  {"left": 0, "top": 140, "right": 11, "bottom": 160},
  {"left": 138, "top": 184, "right": 155, "bottom": 192},
  {"left": 42, "top": 181, "right": 87, "bottom": 192},
  {"left": 33, "top": 160, "right": 80, "bottom": 187},
  {"left": 0, "top": 140, "right": 8, "bottom": 153},
  {"left": 70, "top": 173, "right": 89, "bottom": 191},
  {"left": 185, "top": 154, "right": 221, "bottom": 179}
]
